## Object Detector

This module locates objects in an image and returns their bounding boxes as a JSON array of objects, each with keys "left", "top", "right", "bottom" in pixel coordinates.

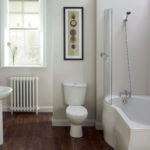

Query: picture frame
[{"left": 64, "top": 7, "right": 84, "bottom": 60}]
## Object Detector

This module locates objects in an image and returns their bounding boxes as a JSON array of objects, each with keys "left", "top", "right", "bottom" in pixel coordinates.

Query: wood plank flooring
[{"left": 0, "top": 113, "right": 113, "bottom": 150}]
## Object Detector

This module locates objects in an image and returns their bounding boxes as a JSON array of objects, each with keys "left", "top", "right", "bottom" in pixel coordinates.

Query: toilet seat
[{"left": 66, "top": 106, "right": 88, "bottom": 117}]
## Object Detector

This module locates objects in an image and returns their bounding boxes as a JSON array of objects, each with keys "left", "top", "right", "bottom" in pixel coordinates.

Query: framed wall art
[{"left": 64, "top": 7, "right": 83, "bottom": 60}]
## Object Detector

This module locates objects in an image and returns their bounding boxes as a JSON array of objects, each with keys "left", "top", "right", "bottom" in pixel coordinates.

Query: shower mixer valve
[{"left": 100, "top": 52, "right": 109, "bottom": 58}]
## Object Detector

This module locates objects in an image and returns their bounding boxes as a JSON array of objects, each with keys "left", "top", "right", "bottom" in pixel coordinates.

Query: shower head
[
  {"left": 126, "top": 12, "right": 131, "bottom": 15},
  {"left": 124, "top": 11, "right": 131, "bottom": 22}
]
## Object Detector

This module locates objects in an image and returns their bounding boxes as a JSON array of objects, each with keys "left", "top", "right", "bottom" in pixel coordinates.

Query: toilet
[{"left": 63, "top": 82, "right": 88, "bottom": 138}]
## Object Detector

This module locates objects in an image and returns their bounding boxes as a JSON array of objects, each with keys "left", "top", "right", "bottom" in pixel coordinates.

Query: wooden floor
[{"left": 0, "top": 113, "right": 113, "bottom": 150}]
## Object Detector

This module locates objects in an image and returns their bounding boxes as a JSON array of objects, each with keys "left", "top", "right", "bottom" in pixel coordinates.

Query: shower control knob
[{"left": 100, "top": 52, "right": 109, "bottom": 58}]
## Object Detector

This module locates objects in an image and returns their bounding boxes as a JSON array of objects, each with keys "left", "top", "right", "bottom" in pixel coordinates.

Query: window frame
[{"left": 0, "top": 0, "right": 47, "bottom": 68}]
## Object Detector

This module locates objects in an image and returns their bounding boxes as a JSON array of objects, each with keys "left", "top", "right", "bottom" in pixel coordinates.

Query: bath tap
[
  {"left": 120, "top": 89, "right": 131, "bottom": 98},
  {"left": 119, "top": 90, "right": 131, "bottom": 103}
]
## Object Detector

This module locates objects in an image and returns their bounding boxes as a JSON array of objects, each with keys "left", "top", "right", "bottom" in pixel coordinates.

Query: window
[{"left": 1, "top": 0, "right": 46, "bottom": 67}]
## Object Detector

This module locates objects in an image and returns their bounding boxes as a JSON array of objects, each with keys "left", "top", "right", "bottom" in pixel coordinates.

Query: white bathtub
[{"left": 102, "top": 95, "right": 150, "bottom": 150}]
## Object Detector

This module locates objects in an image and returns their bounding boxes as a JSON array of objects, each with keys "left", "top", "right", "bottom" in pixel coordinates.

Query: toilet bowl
[
  {"left": 63, "top": 82, "right": 88, "bottom": 138},
  {"left": 66, "top": 106, "right": 88, "bottom": 137}
]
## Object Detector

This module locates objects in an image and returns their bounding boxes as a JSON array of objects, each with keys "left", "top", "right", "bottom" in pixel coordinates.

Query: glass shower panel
[{"left": 103, "top": 9, "right": 112, "bottom": 104}]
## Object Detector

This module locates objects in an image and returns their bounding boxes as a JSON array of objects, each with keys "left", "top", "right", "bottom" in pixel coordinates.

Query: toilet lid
[{"left": 66, "top": 106, "right": 88, "bottom": 116}]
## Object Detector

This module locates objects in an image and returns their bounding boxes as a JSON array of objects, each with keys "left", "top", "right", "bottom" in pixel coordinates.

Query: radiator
[{"left": 10, "top": 77, "right": 39, "bottom": 114}]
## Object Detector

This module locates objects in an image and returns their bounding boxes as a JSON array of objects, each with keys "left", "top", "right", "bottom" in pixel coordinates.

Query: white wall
[
  {"left": 0, "top": 0, "right": 54, "bottom": 112},
  {"left": 0, "top": 0, "right": 96, "bottom": 123},
  {"left": 52, "top": 0, "right": 96, "bottom": 125},
  {"left": 96, "top": 0, "right": 150, "bottom": 125},
  {"left": 111, "top": 0, "right": 150, "bottom": 95}
]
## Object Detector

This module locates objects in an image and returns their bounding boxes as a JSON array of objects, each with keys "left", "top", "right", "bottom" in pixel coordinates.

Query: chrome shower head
[
  {"left": 124, "top": 11, "right": 131, "bottom": 22},
  {"left": 126, "top": 12, "right": 131, "bottom": 15}
]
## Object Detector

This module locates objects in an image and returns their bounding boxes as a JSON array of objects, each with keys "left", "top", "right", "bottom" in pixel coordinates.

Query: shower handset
[{"left": 124, "top": 11, "right": 131, "bottom": 22}]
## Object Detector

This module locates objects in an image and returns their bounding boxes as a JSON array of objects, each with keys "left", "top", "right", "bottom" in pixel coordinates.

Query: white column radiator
[{"left": 10, "top": 77, "right": 39, "bottom": 114}]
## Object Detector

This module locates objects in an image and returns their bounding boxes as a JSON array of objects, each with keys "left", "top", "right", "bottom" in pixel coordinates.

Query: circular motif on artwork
[
  {"left": 70, "top": 29, "right": 77, "bottom": 36},
  {"left": 70, "top": 36, "right": 76, "bottom": 43},
  {"left": 71, "top": 45, "right": 76, "bottom": 49},
  {"left": 70, "top": 20, "right": 77, "bottom": 27},
  {"left": 71, "top": 14, "right": 76, "bottom": 19}
]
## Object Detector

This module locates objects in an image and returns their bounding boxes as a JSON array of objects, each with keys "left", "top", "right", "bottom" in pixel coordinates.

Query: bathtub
[{"left": 102, "top": 95, "right": 150, "bottom": 150}]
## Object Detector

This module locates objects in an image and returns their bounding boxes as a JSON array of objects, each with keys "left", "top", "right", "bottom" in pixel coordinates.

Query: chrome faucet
[{"left": 119, "top": 90, "right": 131, "bottom": 103}]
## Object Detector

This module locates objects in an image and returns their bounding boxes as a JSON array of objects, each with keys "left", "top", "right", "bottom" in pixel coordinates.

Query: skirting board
[
  {"left": 38, "top": 106, "right": 53, "bottom": 112},
  {"left": 2, "top": 105, "right": 53, "bottom": 113},
  {"left": 52, "top": 119, "right": 95, "bottom": 127}
]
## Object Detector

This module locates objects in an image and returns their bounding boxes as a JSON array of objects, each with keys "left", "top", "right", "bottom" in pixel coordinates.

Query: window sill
[{"left": 1, "top": 65, "right": 47, "bottom": 68}]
